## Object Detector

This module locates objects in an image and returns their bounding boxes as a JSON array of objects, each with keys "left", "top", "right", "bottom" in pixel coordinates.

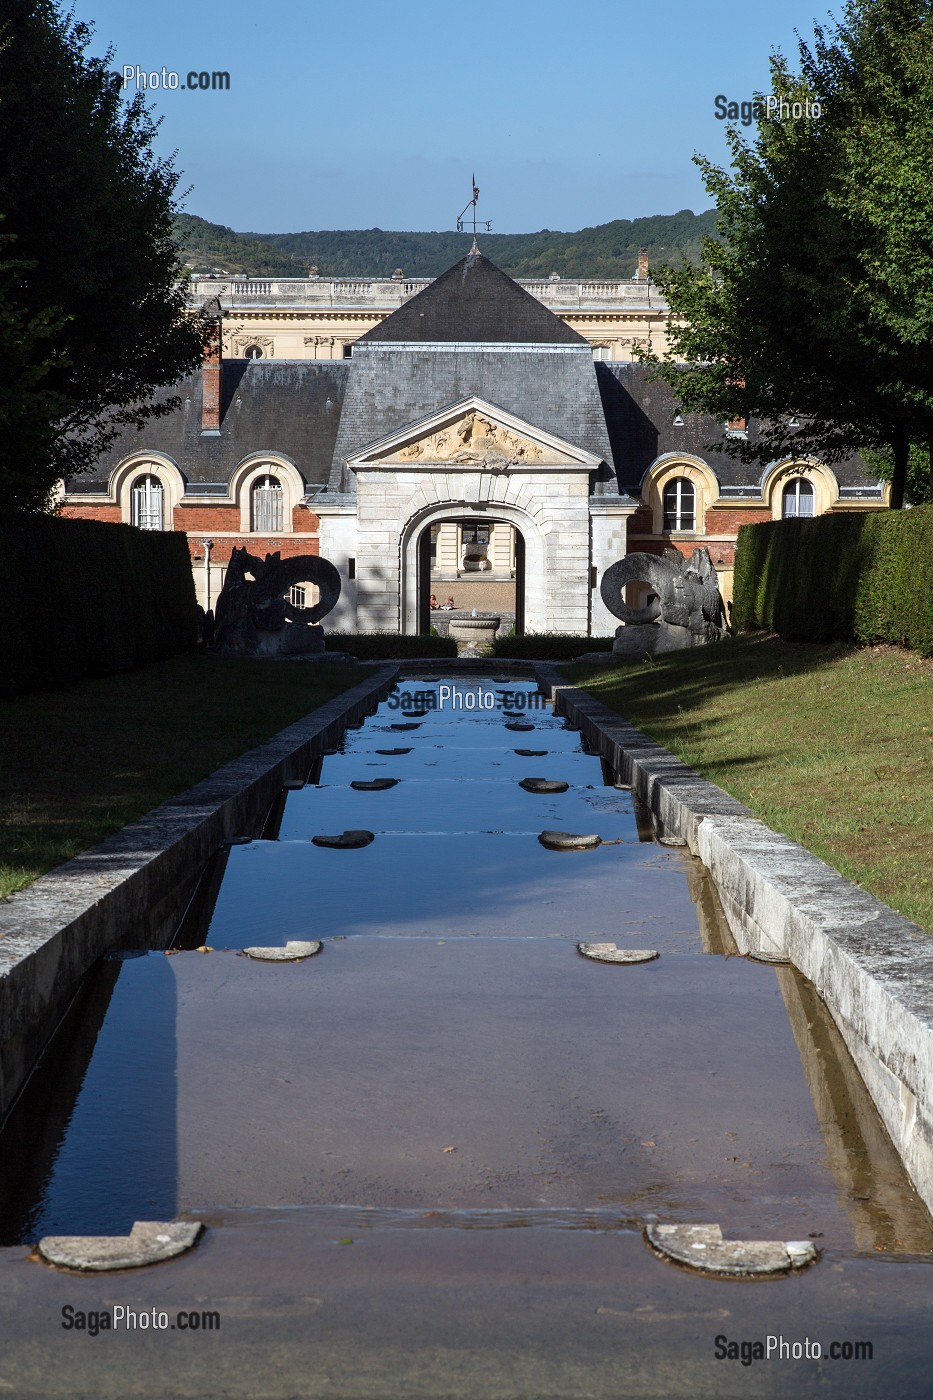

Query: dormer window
[
  {"left": 663, "top": 478, "right": 695, "bottom": 531},
  {"left": 131, "top": 474, "right": 163, "bottom": 530},
  {"left": 782, "top": 477, "right": 814, "bottom": 518},
  {"left": 251, "top": 475, "right": 284, "bottom": 532}
]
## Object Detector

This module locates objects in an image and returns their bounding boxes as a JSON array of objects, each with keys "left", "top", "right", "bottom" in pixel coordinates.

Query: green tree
[
  {"left": 0, "top": 234, "right": 71, "bottom": 509},
  {"left": 645, "top": 0, "right": 933, "bottom": 509},
  {"left": 0, "top": 1, "right": 209, "bottom": 510},
  {"left": 860, "top": 442, "right": 932, "bottom": 506}
]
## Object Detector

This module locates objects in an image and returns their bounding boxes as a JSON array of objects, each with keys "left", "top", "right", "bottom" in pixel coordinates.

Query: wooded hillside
[{"left": 175, "top": 209, "right": 719, "bottom": 279}]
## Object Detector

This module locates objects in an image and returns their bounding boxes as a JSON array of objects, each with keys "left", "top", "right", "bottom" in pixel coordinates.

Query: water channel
[{"left": 2, "top": 672, "right": 932, "bottom": 1395}]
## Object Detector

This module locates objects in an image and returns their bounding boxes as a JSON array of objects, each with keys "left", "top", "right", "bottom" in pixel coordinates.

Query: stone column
[
  {"left": 314, "top": 503, "right": 359, "bottom": 632},
  {"left": 589, "top": 499, "right": 638, "bottom": 636}
]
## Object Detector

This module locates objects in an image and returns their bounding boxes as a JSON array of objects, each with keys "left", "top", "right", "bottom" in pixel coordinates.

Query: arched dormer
[
  {"left": 229, "top": 454, "right": 306, "bottom": 534},
  {"left": 110, "top": 453, "right": 185, "bottom": 529},
  {"left": 640, "top": 453, "right": 721, "bottom": 537},
  {"left": 761, "top": 458, "right": 838, "bottom": 520}
]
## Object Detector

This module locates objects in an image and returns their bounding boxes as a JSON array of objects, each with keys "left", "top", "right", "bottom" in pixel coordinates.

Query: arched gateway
[{"left": 410, "top": 508, "right": 527, "bottom": 635}]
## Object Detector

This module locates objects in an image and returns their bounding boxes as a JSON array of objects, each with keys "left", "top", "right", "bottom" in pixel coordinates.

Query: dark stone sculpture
[
  {"left": 600, "top": 547, "right": 727, "bottom": 656},
  {"left": 211, "top": 546, "right": 341, "bottom": 657}
]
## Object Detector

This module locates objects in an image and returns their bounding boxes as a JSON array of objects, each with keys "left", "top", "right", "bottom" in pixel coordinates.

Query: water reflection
[{"left": 0, "top": 675, "right": 930, "bottom": 1257}]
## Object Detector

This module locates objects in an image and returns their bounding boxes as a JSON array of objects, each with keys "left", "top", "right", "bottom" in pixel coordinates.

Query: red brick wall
[
  {"left": 705, "top": 508, "right": 771, "bottom": 533},
  {"left": 293, "top": 505, "right": 320, "bottom": 532},
  {"left": 63, "top": 503, "right": 321, "bottom": 565},
  {"left": 61, "top": 504, "right": 122, "bottom": 523},
  {"left": 184, "top": 536, "right": 321, "bottom": 564},
  {"left": 172, "top": 504, "right": 238, "bottom": 532}
]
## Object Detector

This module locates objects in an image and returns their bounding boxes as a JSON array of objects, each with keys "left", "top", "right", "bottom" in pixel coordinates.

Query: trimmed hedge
[
  {"left": 491, "top": 633, "right": 614, "bottom": 660},
  {"left": 0, "top": 514, "right": 198, "bottom": 697},
  {"left": 325, "top": 632, "right": 457, "bottom": 660},
  {"left": 732, "top": 505, "right": 933, "bottom": 655}
]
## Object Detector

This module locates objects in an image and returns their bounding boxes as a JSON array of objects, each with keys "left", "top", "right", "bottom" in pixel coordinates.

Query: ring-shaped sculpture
[
  {"left": 211, "top": 545, "right": 341, "bottom": 656},
  {"left": 600, "top": 548, "right": 727, "bottom": 646}
]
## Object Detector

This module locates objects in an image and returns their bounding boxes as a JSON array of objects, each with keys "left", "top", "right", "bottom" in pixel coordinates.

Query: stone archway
[
  {"left": 414, "top": 515, "right": 526, "bottom": 635},
  {"left": 400, "top": 500, "right": 546, "bottom": 636}
]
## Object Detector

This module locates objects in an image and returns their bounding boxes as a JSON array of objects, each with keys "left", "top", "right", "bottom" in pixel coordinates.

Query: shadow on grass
[
  {"left": 558, "top": 633, "right": 861, "bottom": 785},
  {"left": 563, "top": 633, "right": 858, "bottom": 719}
]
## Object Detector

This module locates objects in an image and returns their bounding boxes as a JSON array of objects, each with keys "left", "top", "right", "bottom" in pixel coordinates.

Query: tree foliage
[
  {"left": 0, "top": 1, "right": 209, "bottom": 510},
  {"left": 644, "top": 0, "right": 933, "bottom": 508},
  {"left": 173, "top": 209, "right": 721, "bottom": 280},
  {"left": 860, "top": 441, "right": 932, "bottom": 506}
]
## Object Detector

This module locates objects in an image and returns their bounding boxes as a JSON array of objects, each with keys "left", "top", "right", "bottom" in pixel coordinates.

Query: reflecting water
[{"left": 1, "top": 675, "right": 931, "bottom": 1266}]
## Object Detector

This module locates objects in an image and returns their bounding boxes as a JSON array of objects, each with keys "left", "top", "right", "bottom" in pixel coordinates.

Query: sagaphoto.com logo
[
  {"left": 714, "top": 94, "right": 822, "bottom": 126},
  {"left": 118, "top": 65, "right": 230, "bottom": 92}
]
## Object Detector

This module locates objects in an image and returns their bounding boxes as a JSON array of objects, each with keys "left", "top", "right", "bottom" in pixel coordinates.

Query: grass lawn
[
  {"left": 0, "top": 655, "right": 369, "bottom": 900},
  {"left": 564, "top": 634, "right": 933, "bottom": 934}
]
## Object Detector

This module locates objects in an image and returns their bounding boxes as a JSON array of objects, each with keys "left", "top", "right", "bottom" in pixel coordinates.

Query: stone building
[
  {"left": 62, "top": 250, "right": 888, "bottom": 634},
  {"left": 188, "top": 246, "right": 668, "bottom": 365}
]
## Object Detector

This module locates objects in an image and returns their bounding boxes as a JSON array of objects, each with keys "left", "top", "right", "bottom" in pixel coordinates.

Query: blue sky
[{"left": 70, "top": 0, "right": 842, "bottom": 234}]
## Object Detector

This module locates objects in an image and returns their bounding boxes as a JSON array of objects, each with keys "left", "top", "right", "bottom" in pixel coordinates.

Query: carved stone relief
[{"left": 376, "top": 411, "right": 561, "bottom": 466}]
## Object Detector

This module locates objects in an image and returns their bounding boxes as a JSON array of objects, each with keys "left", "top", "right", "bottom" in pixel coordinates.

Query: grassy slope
[
  {"left": 0, "top": 655, "right": 368, "bottom": 899},
  {"left": 565, "top": 635, "right": 933, "bottom": 933}
]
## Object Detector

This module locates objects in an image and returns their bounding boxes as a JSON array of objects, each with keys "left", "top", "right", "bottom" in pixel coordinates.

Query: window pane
[
  {"left": 663, "top": 478, "right": 695, "bottom": 530},
  {"left": 783, "top": 479, "right": 814, "bottom": 518},
  {"left": 251, "top": 476, "right": 284, "bottom": 532},
  {"left": 132, "top": 476, "right": 163, "bottom": 530}
]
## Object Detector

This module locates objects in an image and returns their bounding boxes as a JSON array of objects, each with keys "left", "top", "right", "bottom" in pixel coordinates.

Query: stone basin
[{"left": 447, "top": 615, "right": 501, "bottom": 644}]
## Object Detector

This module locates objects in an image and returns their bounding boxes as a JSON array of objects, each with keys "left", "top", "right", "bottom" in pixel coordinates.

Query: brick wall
[
  {"left": 61, "top": 504, "right": 121, "bottom": 524},
  {"left": 184, "top": 536, "right": 321, "bottom": 564},
  {"left": 706, "top": 507, "right": 770, "bottom": 533},
  {"left": 173, "top": 504, "right": 238, "bottom": 532}
]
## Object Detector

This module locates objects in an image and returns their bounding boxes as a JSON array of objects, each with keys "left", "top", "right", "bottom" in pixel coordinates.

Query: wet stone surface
[
  {"left": 310, "top": 830, "right": 375, "bottom": 849},
  {"left": 242, "top": 940, "right": 322, "bottom": 962},
  {"left": 37, "top": 1220, "right": 203, "bottom": 1273},
  {"left": 577, "top": 941, "right": 660, "bottom": 964}
]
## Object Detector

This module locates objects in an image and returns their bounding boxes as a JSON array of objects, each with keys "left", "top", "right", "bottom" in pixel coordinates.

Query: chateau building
[
  {"left": 62, "top": 250, "right": 888, "bottom": 634},
  {"left": 188, "top": 247, "right": 670, "bottom": 365}
]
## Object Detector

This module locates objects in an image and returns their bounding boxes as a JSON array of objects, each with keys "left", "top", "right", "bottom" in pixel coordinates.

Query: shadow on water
[{"left": 0, "top": 953, "right": 177, "bottom": 1244}]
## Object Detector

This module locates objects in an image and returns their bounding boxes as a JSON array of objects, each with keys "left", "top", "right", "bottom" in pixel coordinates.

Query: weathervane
[{"left": 456, "top": 174, "right": 492, "bottom": 252}]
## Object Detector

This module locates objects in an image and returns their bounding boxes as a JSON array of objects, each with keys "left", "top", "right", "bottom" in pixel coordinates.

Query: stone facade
[{"left": 189, "top": 271, "right": 672, "bottom": 365}]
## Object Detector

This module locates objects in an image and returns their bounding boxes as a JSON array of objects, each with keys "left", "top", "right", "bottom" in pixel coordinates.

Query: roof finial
[{"left": 456, "top": 173, "right": 492, "bottom": 251}]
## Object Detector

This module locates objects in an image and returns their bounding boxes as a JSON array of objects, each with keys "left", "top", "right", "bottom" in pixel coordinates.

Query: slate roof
[
  {"left": 358, "top": 252, "right": 587, "bottom": 346},
  {"left": 68, "top": 328, "right": 882, "bottom": 504},
  {"left": 68, "top": 361, "right": 350, "bottom": 491},
  {"left": 328, "top": 345, "right": 616, "bottom": 494},
  {"left": 596, "top": 363, "right": 882, "bottom": 494}
]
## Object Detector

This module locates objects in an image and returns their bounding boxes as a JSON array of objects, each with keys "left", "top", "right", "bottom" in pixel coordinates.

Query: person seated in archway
[
  {"left": 440, "top": 595, "right": 455, "bottom": 610},
  {"left": 430, "top": 593, "right": 439, "bottom": 610}
]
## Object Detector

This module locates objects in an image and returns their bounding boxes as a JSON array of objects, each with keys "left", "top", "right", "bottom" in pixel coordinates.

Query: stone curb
[
  {"left": 0, "top": 664, "right": 398, "bottom": 1122},
  {"left": 534, "top": 663, "right": 933, "bottom": 1218}
]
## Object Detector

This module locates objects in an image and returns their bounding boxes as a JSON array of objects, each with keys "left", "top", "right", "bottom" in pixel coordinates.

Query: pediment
[{"left": 348, "top": 397, "right": 601, "bottom": 472}]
